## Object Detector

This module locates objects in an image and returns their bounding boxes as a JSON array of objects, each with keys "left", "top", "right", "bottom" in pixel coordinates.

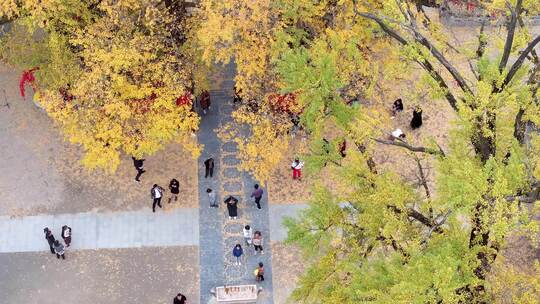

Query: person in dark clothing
[
  {"left": 410, "top": 107, "right": 423, "bottom": 129},
  {"left": 233, "top": 243, "right": 243, "bottom": 265},
  {"left": 250, "top": 184, "right": 264, "bottom": 209},
  {"left": 392, "top": 98, "right": 404, "bottom": 118},
  {"left": 61, "top": 225, "right": 72, "bottom": 247},
  {"left": 132, "top": 157, "right": 146, "bottom": 182},
  {"left": 233, "top": 86, "right": 242, "bottom": 104},
  {"left": 339, "top": 140, "right": 347, "bottom": 158},
  {"left": 168, "top": 178, "right": 180, "bottom": 204},
  {"left": 173, "top": 293, "right": 187, "bottom": 304},
  {"left": 53, "top": 240, "right": 65, "bottom": 259},
  {"left": 204, "top": 158, "right": 214, "bottom": 178},
  {"left": 44, "top": 227, "right": 55, "bottom": 254},
  {"left": 200, "top": 90, "right": 210, "bottom": 114},
  {"left": 150, "top": 184, "right": 164, "bottom": 212},
  {"left": 224, "top": 196, "right": 239, "bottom": 220}
]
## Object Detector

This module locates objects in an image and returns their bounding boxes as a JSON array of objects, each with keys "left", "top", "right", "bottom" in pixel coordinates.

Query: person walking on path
[
  {"left": 168, "top": 178, "right": 180, "bottom": 204},
  {"left": 61, "top": 225, "right": 72, "bottom": 247},
  {"left": 207, "top": 188, "right": 217, "bottom": 207},
  {"left": 44, "top": 228, "right": 55, "bottom": 254},
  {"left": 233, "top": 243, "right": 244, "bottom": 266},
  {"left": 53, "top": 240, "right": 65, "bottom": 259},
  {"left": 132, "top": 157, "right": 146, "bottom": 182},
  {"left": 204, "top": 158, "right": 214, "bottom": 178},
  {"left": 200, "top": 90, "right": 210, "bottom": 114},
  {"left": 243, "top": 225, "right": 253, "bottom": 246},
  {"left": 224, "top": 196, "right": 239, "bottom": 220},
  {"left": 253, "top": 231, "right": 264, "bottom": 255},
  {"left": 250, "top": 184, "right": 264, "bottom": 209},
  {"left": 150, "top": 184, "right": 164, "bottom": 212},
  {"left": 291, "top": 158, "right": 304, "bottom": 180},
  {"left": 254, "top": 262, "right": 265, "bottom": 282},
  {"left": 173, "top": 293, "right": 187, "bottom": 304}
]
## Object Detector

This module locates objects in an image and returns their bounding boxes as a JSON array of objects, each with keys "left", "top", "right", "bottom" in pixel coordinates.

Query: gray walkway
[
  {"left": 0, "top": 208, "right": 199, "bottom": 252},
  {"left": 269, "top": 204, "right": 308, "bottom": 242},
  {"left": 198, "top": 64, "right": 275, "bottom": 304}
]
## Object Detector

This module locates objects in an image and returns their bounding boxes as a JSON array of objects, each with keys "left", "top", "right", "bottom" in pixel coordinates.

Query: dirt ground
[
  {"left": 267, "top": 137, "right": 311, "bottom": 204},
  {"left": 0, "top": 64, "right": 198, "bottom": 216},
  {"left": 0, "top": 246, "right": 199, "bottom": 304},
  {"left": 271, "top": 242, "right": 305, "bottom": 304}
]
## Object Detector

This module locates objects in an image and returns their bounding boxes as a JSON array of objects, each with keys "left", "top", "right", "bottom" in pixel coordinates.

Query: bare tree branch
[
  {"left": 499, "top": 0, "right": 523, "bottom": 72},
  {"left": 500, "top": 34, "right": 540, "bottom": 91},
  {"left": 414, "top": 155, "right": 431, "bottom": 199},
  {"left": 358, "top": 12, "right": 461, "bottom": 110},
  {"left": 373, "top": 137, "right": 446, "bottom": 157}
]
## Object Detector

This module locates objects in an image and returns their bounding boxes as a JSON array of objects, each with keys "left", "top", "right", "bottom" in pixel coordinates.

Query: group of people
[
  {"left": 149, "top": 179, "right": 180, "bottom": 212},
  {"left": 391, "top": 98, "right": 423, "bottom": 139},
  {"left": 231, "top": 225, "right": 266, "bottom": 281},
  {"left": 43, "top": 226, "right": 71, "bottom": 260}
]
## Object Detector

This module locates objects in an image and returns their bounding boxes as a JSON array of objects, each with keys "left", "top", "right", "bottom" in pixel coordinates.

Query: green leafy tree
[{"left": 274, "top": 0, "right": 540, "bottom": 303}]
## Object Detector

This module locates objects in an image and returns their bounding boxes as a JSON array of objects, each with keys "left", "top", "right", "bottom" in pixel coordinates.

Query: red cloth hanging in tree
[
  {"left": 176, "top": 92, "right": 193, "bottom": 106},
  {"left": 19, "top": 67, "right": 39, "bottom": 98}
]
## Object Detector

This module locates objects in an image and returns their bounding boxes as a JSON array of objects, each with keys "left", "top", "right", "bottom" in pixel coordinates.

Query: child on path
[
  {"left": 253, "top": 231, "right": 264, "bottom": 255},
  {"left": 254, "top": 262, "right": 264, "bottom": 281},
  {"left": 207, "top": 188, "right": 217, "bottom": 207},
  {"left": 233, "top": 244, "right": 243, "bottom": 266},
  {"left": 250, "top": 184, "right": 264, "bottom": 209},
  {"left": 150, "top": 184, "right": 164, "bottom": 212},
  {"left": 61, "top": 225, "right": 72, "bottom": 247},
  {"left": 243, "top": 225, "right": 253, "bottom": 246},
  {"left": 168, "top": 178, "right": 180, "bottom": 204},
  {"left": 291, "top": 158, "right": 304, "bottom": 180},
  {"left": 54, "top": 240, "right": 65, "bottom": 259},
  {"left": 44, "top": 227, "right": 55, "bottom": 254}
]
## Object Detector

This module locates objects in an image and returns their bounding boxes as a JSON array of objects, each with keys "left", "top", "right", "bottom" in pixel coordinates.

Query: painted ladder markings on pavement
[{"left": 0, "top": 208, "right": 199, "bottom": 253}]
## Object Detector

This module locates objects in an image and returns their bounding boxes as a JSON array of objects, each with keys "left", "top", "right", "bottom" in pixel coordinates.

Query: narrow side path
[{"left": 0, "top": 208, "right": 199, "bottom": 253}]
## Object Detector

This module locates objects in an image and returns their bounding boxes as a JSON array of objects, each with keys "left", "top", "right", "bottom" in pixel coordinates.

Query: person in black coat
[
  {"left": 410, "top": 107, "right": 423, "bottom": 129},
  {"left": 224, "top": 196, "right": 239, "bottom": 220},
  {"left": 173, "top": 293, "right": 187, "bottom": 304},
  {"left": 132, "top": 157, "right": 146, "bottom": 182},
  {"left": 43, "top": 227, "right": 55, "bottom": 254},
  {"left": 204, "top": 158, "right": 214, "bottom": 178},
  {"left": 168, "top": 178, "right": 180, "bottom": 204}
]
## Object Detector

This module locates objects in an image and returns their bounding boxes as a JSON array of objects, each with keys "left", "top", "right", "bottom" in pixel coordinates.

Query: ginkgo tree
[
  {"left": 0, "top": 0, "right": 202, "bottom": 171},
  {"left": 280, "top": 1, "right": 540, "bottom": 303},
  {"left": 201, "top": 0, "right": 540, "bottom": 302}
]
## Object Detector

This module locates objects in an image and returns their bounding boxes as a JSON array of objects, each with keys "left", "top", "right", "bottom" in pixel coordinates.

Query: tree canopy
[
  {"left": 2, "top": 0, "right": 540, "bottom": 302},
  {"left": 200, "top": 0, "right": 540, "bottom": 302},
  {"left": 1, "top": 0, "right": 201, "bottom": 171}
]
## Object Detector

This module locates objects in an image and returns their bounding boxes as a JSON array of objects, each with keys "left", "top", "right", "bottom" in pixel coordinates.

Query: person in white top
[
  {"left": 291, "top": 158, "right": 304, "bottom": 180},
  {"left": 150, "top": 184, "right": 164, "bottom": 212},
  {"left": 391, "top": 128, "right": 406, "bottom": 139},
  {"left": 243, "top": 225, "right": 253, "bottom": 246}
]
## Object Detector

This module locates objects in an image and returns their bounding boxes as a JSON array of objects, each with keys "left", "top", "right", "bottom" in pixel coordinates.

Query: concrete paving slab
[
  {"left": 0, "top": 208, "right": 199, "bottom": 253},
  {"left": 269, "top": 204, "right": 309, "bottom": 242}
]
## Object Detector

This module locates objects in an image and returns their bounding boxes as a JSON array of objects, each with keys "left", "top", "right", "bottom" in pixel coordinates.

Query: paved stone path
[
  {"left": 0, "top": 208, "right": 199, "bottom": 253},
  {"left": 198, "top": 64, "right": 274, "bottom": 304}
]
